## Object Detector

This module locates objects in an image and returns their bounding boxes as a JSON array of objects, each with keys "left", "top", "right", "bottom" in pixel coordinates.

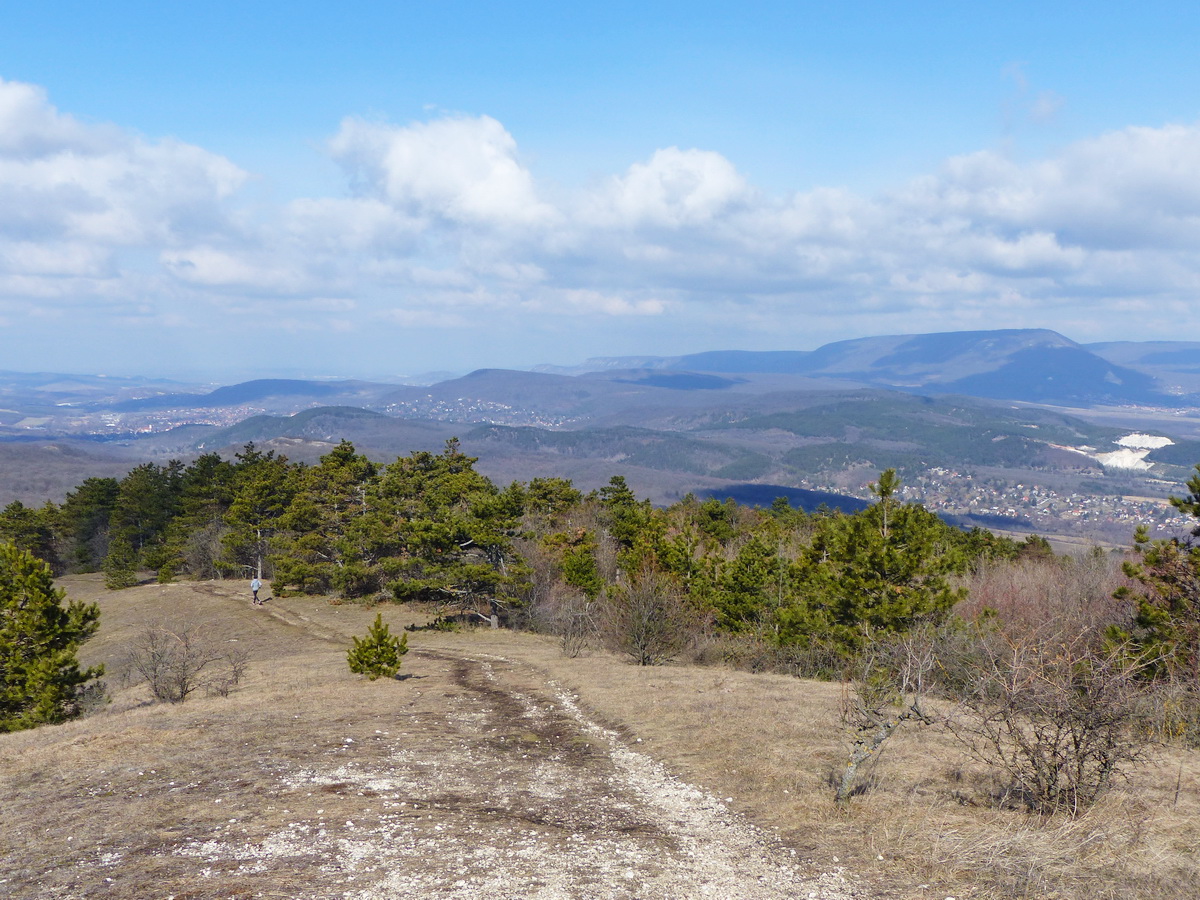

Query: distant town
[{"left": 800, "top": 466, "right": 1190, "bottom": 545}]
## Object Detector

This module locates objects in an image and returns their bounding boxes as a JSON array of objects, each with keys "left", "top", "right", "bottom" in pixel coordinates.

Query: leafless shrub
[
  {"left": 206, "top": 645, "right": 250, "bottom": 697},
  {"left": 592, "top": 528, "right": 621, "bottom": 584},
  {"left": 552, "top": 588, "right": 598, "bottom": 658},
  {"left": 961, "top": 552, "right": 1133, "bottom": 638},
  {"left": 942, "top": 627, "right": 1157, "bottom": 816},
  {"left": 125, "top": 622, "right": 249, "bottom": 703},
  {"left": 73, "top": 678, "right": 110, "bottom": 717},
  {"left": 183, "top": 521, "right": 231, "bottom": 580},
  {"left": 1139, "top": 679, "right": 1200, "bottom": 747},
  {"left": 508, "top": 536, "right": 559, "bottom": 633},
  {"left": 603, "top": 565, "right": 692, "bottom": 666},
  {"left": 835, "top": 624, "right": 938, "bottom": 805}
]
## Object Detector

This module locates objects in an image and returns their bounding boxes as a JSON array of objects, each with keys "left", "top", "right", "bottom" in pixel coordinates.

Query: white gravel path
[{"left": 172, "top": 652, "right": 866, "bottom": 900}]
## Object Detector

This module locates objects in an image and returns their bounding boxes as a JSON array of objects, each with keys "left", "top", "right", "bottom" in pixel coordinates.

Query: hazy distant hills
[
  {"left": 5, "top": 328, "right": 1185, "bottom": 423},
  {"left": 112, "top": 379, "right": 405, "bottom": 413},
  {"left": 85, "top": 388, "right": 1135, "bottom": 505},
  {"left": 6, "top": 328, "right": 1200, "bottom": 538},
  {"left": 541, "top": 329, "right": 1174, "bottom": 407},
  {"left": 1086, "top": 340, "right": 1200, "bottom": 395},
  {"left": 0, "top": 370, "right": 207, "bottom": 412}
]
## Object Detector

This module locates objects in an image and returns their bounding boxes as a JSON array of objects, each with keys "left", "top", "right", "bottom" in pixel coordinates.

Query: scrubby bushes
[
  {"left": 17, "top": 433, "right": 1200, "bottom": 817},
  {"left": 124, "top": 621, "right": 248, "bottom": 702},
  {"left": 604, "top": 565, "right": 693, "bottom": 666},
  {"left": 942, "top": 626, "right": 1157, "bottom": 815}
]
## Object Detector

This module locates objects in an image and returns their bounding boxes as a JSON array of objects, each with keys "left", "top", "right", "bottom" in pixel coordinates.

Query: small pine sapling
[{"left": 347, "top": 613, "right": 408, "bottom": 680}]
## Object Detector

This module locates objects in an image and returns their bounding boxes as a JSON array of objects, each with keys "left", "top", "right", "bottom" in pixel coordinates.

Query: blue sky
[{"left": 2, "top": 2, "right": 1200, "bottom": 381}]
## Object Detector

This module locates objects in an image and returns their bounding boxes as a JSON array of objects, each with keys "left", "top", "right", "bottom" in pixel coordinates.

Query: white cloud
[
  {"left": 586, "top": 147, "right": 752, "bottom": 228},
  {"left": 0, "top": 79, "right": 120, "bottom": 158},
  {"left": 160, "top": 246, "right": 316, "bottom": 294},
  {"left": 523, "top": 288, "right": 668, "bottom": 317},
  {"left": 0, "top": 76, "right": 250, "bottom": 320},
  {"left": 328, "top": 114, "right": 554, "bottom": 227},
  {"left": 285, "top": 197, "right": 425, "bottom": 253},
  {"left": 899, "top": 125, "right": 1200, "bottom": 248},
  {"left": 0, "top": 241, "right": 113, "bottom": 277},
  {"left": 375, "top": 307, "right": 471, "bottom": 328},
  {"left": 7, "top": 75, "right": 1200, "bottom": 372},
  {"left": 0, "top": 81, "right": 246, "bottom": 249}
]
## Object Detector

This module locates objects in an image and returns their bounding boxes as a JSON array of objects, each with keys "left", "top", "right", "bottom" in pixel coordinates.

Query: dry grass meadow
[{"left": 2, "top": 576, "right": 1198, "bottom": 898}]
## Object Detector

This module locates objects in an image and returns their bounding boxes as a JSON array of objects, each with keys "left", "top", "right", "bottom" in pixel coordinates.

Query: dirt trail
[
  {"left": 182, "top": 600, "right": 863, "bottom": 898},
  {"left": 9, "top": 582, "right": 867, "bottom": 899},
  {"left": 180, "top": 643, "right": 863, "bottom": 899}
]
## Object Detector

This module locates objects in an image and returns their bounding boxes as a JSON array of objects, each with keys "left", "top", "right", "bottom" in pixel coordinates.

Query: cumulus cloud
[
  {"left": 7, "top": 74, "right": 1200, "bottom": 366},
  {"left": 585, "top": 147, "right": 752, "bottom": 227},
  {"left": 522, "top": 288, "right": 669, "bottom": 317},
  {"left": 328, "top": 114, "right": 554, "bottom": 227},
  {"left": 0, "top": 80, "right": 120, "bottom": 158},
  {"left": 0, "top": 76, "right": 251, "bottom": 327},
  {"left": 900, "top": 125, "right": 1200, "bottom": 248},
  {"left": 160, "top": 246, "right": 317, "bottom": 294},
  {"left": 0, "top": 80, "right": 245, "bottom": 249}
]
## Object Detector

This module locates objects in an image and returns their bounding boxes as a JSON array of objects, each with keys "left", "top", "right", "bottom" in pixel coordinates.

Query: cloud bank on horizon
[{"left": 2, "top": 63, "right": 1200, "bottom": 379}]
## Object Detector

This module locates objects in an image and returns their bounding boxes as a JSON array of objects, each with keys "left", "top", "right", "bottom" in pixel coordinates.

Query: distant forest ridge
[
  {"left": 698, "top": 483, "right": 1035, "bottom": 532},
  {"left": 699, "top": 483, "right": 870, "bottom": 515}
]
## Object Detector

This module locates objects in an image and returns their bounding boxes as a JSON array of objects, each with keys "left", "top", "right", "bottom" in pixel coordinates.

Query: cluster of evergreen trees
[
  {"left": 9, "top": 433, "right": 1200, "bottom": 768},
  {"left": 0, "top": 438, "right": 1040, "bottom": 662}
]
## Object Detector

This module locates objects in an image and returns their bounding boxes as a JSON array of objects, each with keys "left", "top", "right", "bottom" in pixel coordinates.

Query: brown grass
[
  {"left": 2, "top": 576, "right": 1198, "bottom": 899},
  {"left": 410, "top": 626, "right": 1200, "bottom": 899}
]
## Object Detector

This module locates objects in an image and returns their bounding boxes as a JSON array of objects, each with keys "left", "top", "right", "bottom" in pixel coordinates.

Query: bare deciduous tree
[
  {"left": 835, "top": 623, "right": 938, "bottom": 805},
  {"left": 605, "top": 565, "right": 691, "bottom": 666},
  {"left": 552, "top": 587, "right": 598, "bottom": 658},
  {"left": 183, "top": 521, "right": 231, "bottom": 581},
  {"left": 125, "top": 622, "right": 249, "bottom": 703}
]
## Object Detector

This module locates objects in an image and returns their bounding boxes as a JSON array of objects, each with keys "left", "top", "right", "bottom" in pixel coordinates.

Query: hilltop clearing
[
  {"left": 2, "top": 579, "right": 1198, "bottom": 899},
  {"left": 0, "top": 578, "right": 862, "bottom": 900}
]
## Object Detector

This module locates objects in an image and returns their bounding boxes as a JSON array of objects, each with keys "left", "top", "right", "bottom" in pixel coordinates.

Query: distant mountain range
[
  {"left": 537, "top": 328, "right": 1196, "bottom": 407},
  {"left": 7, "top": 328, "right": 1194, "bottom": 418},
  {"left": 5, "top": 328, "right": 1200, "bottom": 545}
]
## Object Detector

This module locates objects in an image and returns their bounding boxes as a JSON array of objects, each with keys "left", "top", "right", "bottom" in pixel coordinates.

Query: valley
[{"left": 4, "top": 328, "right": 1200, "bottom": 547}]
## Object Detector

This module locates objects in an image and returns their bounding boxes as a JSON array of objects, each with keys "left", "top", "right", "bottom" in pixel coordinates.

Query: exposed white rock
[
  {"left": 1116, "top": 433, "right": 1174, "bottom": 450},
  {"left": 1067, "top": 433, "right": 1173, "bottom": 470},
  {"left": 1094, "top": 448, "right": 1154, "bottom": 471}
]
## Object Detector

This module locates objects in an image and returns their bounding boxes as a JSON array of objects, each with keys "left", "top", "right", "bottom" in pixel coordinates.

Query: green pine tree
[
  {"left": 347, "top": 613, "right": 409, "bottom": 680},
  {"left": 0, "top": 501, "right": 62, "bottom": 573},
  {"left": 0, "top": 542, "right": 104, "bottom": 731},
  {"left": 59, "top": 477, "right": 120, "bottom": 573},
  {"left": 1114, "top": 523, "right": 1200, "bottom": 684},
  {"left": 777, "top": 469, "right": 965, "bottom": 655},
  {"left": 102, "top": 534, "right": 139, "bottom": 590},
  {"left": 222, "top": 444, "right": 297, "bottom": 580},
  {"left": 273, "top": 440, "right": 377, "bottom": 595}
]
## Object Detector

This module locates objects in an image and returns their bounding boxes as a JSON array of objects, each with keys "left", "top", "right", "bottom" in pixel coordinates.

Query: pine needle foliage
[
  {"left": 0, "top": 542, "right": 104, "bottom": 731},
  {"left": 347, "top": 613, "right": 408, "bottom": 680}
]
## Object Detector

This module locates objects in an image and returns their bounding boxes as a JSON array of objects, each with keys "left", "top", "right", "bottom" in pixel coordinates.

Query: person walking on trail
[{"left": 251, "top": 577, "right": 262, "bottom": 605}]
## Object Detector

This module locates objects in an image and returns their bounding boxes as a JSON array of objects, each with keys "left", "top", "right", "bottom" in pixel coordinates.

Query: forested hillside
[{"left": 0, "top": 438, "right": 1031, "bottom": 660}]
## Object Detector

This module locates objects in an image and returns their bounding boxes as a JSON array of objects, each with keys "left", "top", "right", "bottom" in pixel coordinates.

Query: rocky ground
[{"left": 1, "top": 580, "right": 869, "bottom": 900}]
